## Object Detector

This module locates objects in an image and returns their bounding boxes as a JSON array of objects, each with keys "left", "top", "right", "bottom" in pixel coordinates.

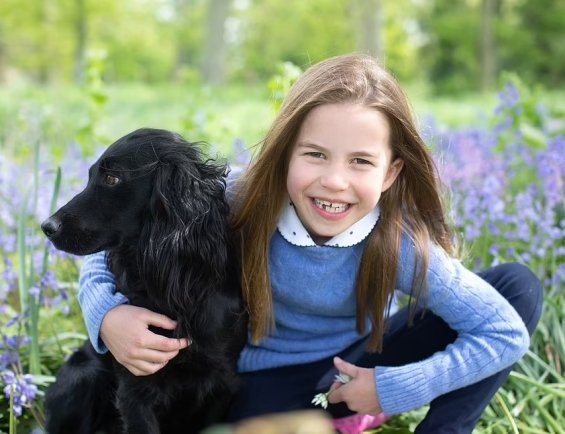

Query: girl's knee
[
  {"left": 495, "top": 262, "right": 543, "bottom": 334},
  {"left": 504, "top": 262, "right": 542, "bottom": 296}
]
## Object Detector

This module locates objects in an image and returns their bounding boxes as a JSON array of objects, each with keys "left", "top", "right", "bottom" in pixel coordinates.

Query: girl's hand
[
  {"left": 100, "top": 304, "right": 190, "bottom": 376},
  {"left": 327, "top": 357, "right": 383, "bottom": 415}
]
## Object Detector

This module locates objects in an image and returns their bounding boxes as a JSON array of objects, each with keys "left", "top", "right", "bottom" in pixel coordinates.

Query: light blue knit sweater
[{"left": 78, "top": 224, "right": 529, "bottom": 415}]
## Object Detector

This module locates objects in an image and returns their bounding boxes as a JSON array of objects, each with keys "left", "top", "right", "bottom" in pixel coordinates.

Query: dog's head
[{"left": 41, "top": 128, "right": 229, "bottom": 258}]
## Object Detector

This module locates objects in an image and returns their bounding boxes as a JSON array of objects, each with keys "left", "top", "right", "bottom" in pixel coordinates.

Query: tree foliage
[
  {"left": 0, "top": 0, "right": 563, "bottom": 92},
  {"left": 421, "top": 0, "right": 565, "bottom": 93}
]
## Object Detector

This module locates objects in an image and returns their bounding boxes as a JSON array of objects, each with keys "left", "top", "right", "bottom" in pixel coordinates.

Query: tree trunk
[
  {"left": 480, "top": 0, "right": 496, "bottom": 92},
  {"left": 201, "top": 0, "right": 231, "bottom": 85},
  {"left": 172, "top": 0, "right": 191, "bottom": 80},
  {"left": 354, "top": 0, "right": 383, "bottom": 60},
  {"left": 74, "top": 0, "right": 87, "bottom": 84},
  {"left": 37, "top": 0, "right": 52, "bottom": 83}
]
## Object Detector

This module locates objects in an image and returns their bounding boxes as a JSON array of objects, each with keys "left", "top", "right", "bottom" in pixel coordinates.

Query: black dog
[{"left": 41, "top": 128, "right": 248, "bottom": 434}]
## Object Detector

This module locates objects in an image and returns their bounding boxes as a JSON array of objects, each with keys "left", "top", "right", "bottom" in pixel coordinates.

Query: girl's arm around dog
[{"left": 79, "top": 252, "right": 189, "bottom": 375}]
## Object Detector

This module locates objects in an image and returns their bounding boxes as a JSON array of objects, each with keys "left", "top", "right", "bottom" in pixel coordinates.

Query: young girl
[{"left": 78, "top": 54, "right": 543, "bottom": 433}]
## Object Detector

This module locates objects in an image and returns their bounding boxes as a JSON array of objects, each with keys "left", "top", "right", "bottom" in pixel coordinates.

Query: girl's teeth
[{"left": 314, "top": 199, "right": 348, "bottom": 213}]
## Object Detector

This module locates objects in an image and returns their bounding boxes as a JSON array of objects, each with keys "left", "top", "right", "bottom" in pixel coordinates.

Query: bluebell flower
[
  {"left": 495, "top": 81, "right": 521, "bottom": 114},
  {"left": 1, "top": 369, "right": 38, "bottom": 417},
  {"left": 41, "top": 271, "right": 59, "bottom": 290},
  {"left": 5, "top": 314, "right": 22, "bottom": 328},
  {"left": 29, "top": 286, "right": 41, "bottom": 297}
]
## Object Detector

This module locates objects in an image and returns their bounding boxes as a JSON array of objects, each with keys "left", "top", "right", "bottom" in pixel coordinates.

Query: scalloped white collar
[{"left": 277, "top": 201, "right": 380, "bottom": 247}]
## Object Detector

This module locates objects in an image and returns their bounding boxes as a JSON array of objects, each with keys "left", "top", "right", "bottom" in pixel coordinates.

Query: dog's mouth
[
  {"left": 41, "top": 215, "right": 113, "bottom": 256},
  {"left": 47, "top": 231, "right": 109, "bottom": 256},
  {"left": 49, "top": 237, "right": 107, "bottom": 256}
]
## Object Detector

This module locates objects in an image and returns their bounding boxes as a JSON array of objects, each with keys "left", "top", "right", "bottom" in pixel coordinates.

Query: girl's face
[{"left": 287, "top": 103, "right": 403, "bottom": 244}]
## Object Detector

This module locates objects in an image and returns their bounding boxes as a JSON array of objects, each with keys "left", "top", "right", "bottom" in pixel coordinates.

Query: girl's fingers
[
  {"left": 101, "top": 305, "right": 191, "bottom": 374},
  {"left": 333, "top": 357, "right": 357, "bottom": 377},
  {"left": 140, "top": 310, "right": 192, "bottom": 350},
  {"left": 137, "top": 348, "right": 180, "bottom": 365},
  {"left": 328, "top": 382, "right": 343, "bottom": 394},
  {"left": 146, "top": 334, "right": 191, "bottom": 352},
  {"left": 123, "top": 348, "right": 179, "bottom": 376},
  {"left": 144, "top": 311, "right": 179, "bottom": 330},
  {"left": 126, "top": 360, "right": 169, "bottom": 376}
]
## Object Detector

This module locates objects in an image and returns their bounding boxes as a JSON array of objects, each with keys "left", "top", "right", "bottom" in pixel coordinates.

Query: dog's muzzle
[{"left": 41, "top": 216, "right": 62, "bottom": 239}]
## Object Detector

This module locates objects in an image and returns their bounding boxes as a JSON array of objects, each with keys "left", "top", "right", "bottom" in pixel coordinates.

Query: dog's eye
[{"left": 104, "top": 174, "right": 121, "bottom": 186}]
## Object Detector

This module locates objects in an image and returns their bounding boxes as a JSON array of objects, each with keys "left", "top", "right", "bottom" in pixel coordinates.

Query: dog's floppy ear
[{"left": 139, "top": 150, "right": 231, "bottom": 322}]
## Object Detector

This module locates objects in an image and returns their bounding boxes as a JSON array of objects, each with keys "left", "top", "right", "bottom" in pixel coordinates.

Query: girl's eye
[
  {"left": 103, "top": 174, "right": 120, "bottom": 186},
  {"left": 351, "top": 158, "right": 372, "bottom": 165},
  {"left": 305, "top": 152, "right": 325, "bottom": 159}
]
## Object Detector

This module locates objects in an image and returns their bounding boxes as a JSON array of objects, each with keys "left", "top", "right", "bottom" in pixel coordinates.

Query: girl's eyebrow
[
  {"left": 296, "top": 142, "right": 324, "bottom": 150},
  {"left": 350, "top": 150, "right": 381, "bottom": 159},
  {"left": 295, "top": 142, "right": 329, "bottom": 154}
]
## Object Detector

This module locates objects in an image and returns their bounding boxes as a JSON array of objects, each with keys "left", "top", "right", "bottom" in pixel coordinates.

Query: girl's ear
[{"left": 382, "top": 158, "right": 404, "bottom": 192}]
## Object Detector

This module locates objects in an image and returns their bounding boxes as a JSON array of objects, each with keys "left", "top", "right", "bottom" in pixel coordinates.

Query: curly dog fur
[{"left": 41, "top": 128, "right": 248, "bottom": 434}]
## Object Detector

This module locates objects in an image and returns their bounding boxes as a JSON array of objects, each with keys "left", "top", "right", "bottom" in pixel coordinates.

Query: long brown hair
[{"left": 231, "top": 54, "right": 455, "bottom": 351}]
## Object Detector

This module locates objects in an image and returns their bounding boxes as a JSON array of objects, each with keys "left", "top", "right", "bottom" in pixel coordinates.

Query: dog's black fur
[{"left": 41, "top": 128, "right": 248, "bottom": 434}]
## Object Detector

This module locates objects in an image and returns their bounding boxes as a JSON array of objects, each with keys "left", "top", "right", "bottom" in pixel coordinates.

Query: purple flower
[
  {"left": 495, "top": 81, "right": 521, "bottom": 115},
  {"left": 41, "top": 271, "right": 59, "bottom": 290},
  {"left": 2, "top": 258, "right": 17, "bottom": 282},
  {"left": 0, "top": 234, "right": 17, "bottom": 254},
  {"left": 0, "top": 334, "right": 31, "bottom": 369},
  {"left": 28, "top": 286, "right": 41, "bottom": 297},
  {"left": 1, "top": 369, "right": 38, "bottom": 417},
  {"left": 5, "top": 314, "right": 22, "bottom": 328}
]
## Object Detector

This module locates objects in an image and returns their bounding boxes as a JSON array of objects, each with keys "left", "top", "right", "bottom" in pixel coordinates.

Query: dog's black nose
[{"left": 41, "top": 217, "right": 62, "bottom": 238}]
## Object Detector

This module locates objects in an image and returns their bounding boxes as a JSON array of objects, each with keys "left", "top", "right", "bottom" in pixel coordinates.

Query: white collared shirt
[{"left": 277, "top": 201, "right": 380, "bottom": 247}]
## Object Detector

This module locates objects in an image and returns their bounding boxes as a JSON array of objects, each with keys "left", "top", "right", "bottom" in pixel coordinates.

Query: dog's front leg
[{"left": 115, "top": 381, "right": 160, "bottom": 434}]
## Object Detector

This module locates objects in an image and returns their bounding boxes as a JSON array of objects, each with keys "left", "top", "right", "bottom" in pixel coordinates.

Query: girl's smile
[
  {"left": 286, "top": 102, "right": 404, "bottom": 244},
  {"left": 313, "top": 198, "right": 349, "bottom": 213}
]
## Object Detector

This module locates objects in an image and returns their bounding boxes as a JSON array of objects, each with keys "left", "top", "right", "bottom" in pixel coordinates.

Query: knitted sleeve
[
  {"left": 374, "top": 235, "right": 530, "bottom": 415},
  {"left": 78, "top": 251, "right": 128, "bottom": 353}
]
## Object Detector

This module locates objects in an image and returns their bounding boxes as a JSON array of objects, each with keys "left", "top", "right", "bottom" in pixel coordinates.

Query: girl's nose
[{"left": 320, "top": 170, "right": 348, "bottom": 191}]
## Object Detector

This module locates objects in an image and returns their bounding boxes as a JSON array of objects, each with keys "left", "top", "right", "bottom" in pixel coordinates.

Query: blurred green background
[
  {"left": 2, "top": 0, "right": 564, "bottom": 89},
  {"left": 1, "top": 0, "right": 564, "bottom": 157}
]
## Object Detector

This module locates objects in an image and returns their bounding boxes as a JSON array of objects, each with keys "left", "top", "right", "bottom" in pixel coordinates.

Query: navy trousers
[{"left": 228, "top": 263, "right": 543, "bottom": 434}]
